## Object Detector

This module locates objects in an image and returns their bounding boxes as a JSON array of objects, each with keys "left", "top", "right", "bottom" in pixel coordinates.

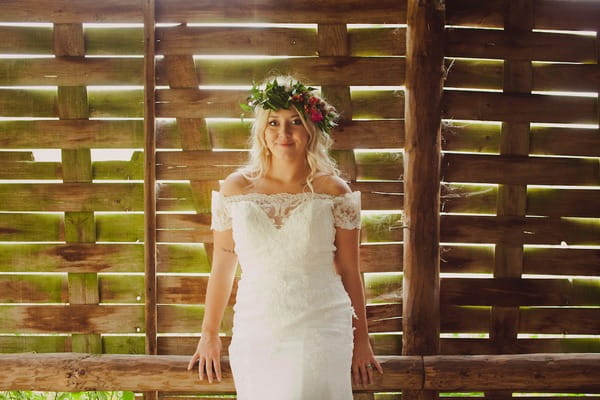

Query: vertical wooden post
[
  {"left": 403, "top": 0, "right": 444, "bottom": 399},
  {"left": 488, "top": 1, "right": 533, "bottom": 399},
  {"left": 143, "top": 0, "right": 157, "bottom": 399},
  {"left": 54, "top": 23, "right": 101, "bottom": 354}
]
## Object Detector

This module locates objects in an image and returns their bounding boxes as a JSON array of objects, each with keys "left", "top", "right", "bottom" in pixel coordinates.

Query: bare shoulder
[
  {"left": 312, "top": 173, "right": 352, "bottom": 196},
  {"left": 220, "top": 172, "right": 252, "bottom": 196}
]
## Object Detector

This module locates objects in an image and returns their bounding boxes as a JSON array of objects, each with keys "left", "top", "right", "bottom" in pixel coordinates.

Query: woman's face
[{"left": 264, "top": 108, "right": 310, "bottom": 161}]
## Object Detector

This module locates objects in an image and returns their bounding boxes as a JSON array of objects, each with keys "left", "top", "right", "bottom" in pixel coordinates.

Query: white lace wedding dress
[{"left": 211, "top": 190, "right": 361, "bottom": 399}]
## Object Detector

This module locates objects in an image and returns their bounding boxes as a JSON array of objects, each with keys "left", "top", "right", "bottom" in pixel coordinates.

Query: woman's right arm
[{"left": 187, "top": 228, "right": 238, "bottom": 383}]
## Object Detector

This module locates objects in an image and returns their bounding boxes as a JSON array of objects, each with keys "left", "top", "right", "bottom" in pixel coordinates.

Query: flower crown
[{"left": 241, "top": 79, "right": 339, "bottom": 133}]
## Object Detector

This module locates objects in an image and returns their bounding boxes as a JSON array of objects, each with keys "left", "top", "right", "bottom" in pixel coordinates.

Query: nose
[{"left": 278, "top": 122, "right": 292, "bottom": 137}]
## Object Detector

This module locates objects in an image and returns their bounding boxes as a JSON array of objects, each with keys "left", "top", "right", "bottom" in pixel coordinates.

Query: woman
[{"left": 187, "top": 76, "right": 383, "bottom": 398}]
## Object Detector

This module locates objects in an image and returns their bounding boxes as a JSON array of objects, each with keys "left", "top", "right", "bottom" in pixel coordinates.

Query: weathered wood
[
  {"left": 0, "top": 58, "right": 143, "bottom": 86},
  {"left": 444, "top": 90, "right": 598, "bottom": 124},
  {"left": 156, "top": 0, "right": 406, "bottom": 24},
  {"left": 424, "top": 353, "right": 600, "bottom": 391},
  {"left": 0, "top": 305, "right": 145, "bottom": 333},
  {"left": 528, "top": 187, "right": 600, "bottom": 218},
  {"left": 403, "top": 2, "right": 444, "bottom": 400},
  {"left": 144, "top": 0, "right": 158, "bottom": 372},
  {"left": 1, "top": 353, "right": 597, "bottom": 392},
  {"left": 442, "top": 153, "right": 600, "bottom": 186},
  {"left": 531, "top": 126, "right": 600, "bottom": 157},
  {"left": 519, "top": 307, "right": 600, "bottom": 335},
  {"left": 0, "top": 183, "right": 143, "bottom": 212},
  {"left": 0, "top": 243, "right": 144, "bottom": 273},
  {"left": 441, "top": 277, "right": 600, "bottom": 306},
  {"left": 156, "top": 57, "right": 405, "bottom": 87},
  {"left": 0, "top": 26, "right": 144, "bottom": 55},
  {"left": 440, "top": 214, "right": 600, "bottom": 246},
  {"left": 0, "top": 120, "right": 144, "bottom": 149},
  {"left": 96, "top": 214, "right": 144, "bottom": 242},
  {"left": 156, "top": 150, "right": 248, "bottom": 180},
  {"left": 0, "top": 0, "right": 143, "bottom": 22},
  {"left": 523, "top": 247, "right": 600, "bottom": 277},
  {"left": 446, "top": 28, "right": 596, "bottom": 63},
  {"left": 349, "top": 27, "right": 406, "bottom": 56},
  {"left": 446, "top": 0, "right": 600, "bottom": 31},
  {"left": 157, "top": 26, "right": 317, "bottom": 55}
]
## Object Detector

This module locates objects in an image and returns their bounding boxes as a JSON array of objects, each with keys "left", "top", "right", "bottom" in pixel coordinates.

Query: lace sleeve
[
  {"left": 332, "top": 191, "right": 361, "bottom": 229},
  {"left": 210, "top": 190, "right": 232, "bottom": 231}
]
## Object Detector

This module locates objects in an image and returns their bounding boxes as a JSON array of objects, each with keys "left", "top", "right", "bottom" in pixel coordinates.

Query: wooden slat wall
[
  {"left": 0, "top": 0, "right": 599, "bottom": 398},
  {"left": 0, "top": 13, "right": 147, "bottom": 357}
]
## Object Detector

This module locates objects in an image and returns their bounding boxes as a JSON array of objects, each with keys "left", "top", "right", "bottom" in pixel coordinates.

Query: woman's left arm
[{"left": 334, "top": 227, "right": 384, "bottom": 387}]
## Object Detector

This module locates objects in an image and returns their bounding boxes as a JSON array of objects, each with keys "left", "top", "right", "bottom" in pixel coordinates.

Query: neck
[{"left": 267, "top": 157, "right": 310, "bottom": 185}]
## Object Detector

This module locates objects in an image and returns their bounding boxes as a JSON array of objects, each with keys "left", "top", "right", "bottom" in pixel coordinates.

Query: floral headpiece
[{"left": 241, "top": 79, "right": 339, "bottom": 133}]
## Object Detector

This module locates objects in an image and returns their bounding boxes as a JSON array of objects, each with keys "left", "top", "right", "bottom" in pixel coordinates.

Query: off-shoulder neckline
[{"left": 214, "top": 190, "right": 360, "bottom": 201}]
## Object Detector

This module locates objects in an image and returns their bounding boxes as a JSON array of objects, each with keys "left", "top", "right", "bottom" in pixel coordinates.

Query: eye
[
  {"left": 291, "top": 118, "right": 303, "bottom": 125},
  {"left": 268, "top": 120, "right": 279, "bottom": 126}
]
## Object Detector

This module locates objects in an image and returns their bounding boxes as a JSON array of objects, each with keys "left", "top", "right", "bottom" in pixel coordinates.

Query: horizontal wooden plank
[
  {"left": 446, "top": 28, "right": 596, "bottom": 63},
  {"left": 156, "top": 56, "right": 405, "bottom": 89},
  {"left": 157, "top": 304, "right": 233, "bottom": 334},
  {"left": 531, "top": 126, "right": 600, "bottom": 158},
  {"left": 446, "top": 0, "right": 600, "bottom": 31},
  {"left": 0, "top": 274, "right": 67, "bottom": 303},
  {"left": 519, "top": 307, "right": 600, "bottom": 335},
  {"left": 442, "top": 153, "right": 600, "bottom": 186},
  {"left": 444, "top": 59, "right": 503, "bottom": 91},
  {"left": 95, "top": 213, "right": 144, "bottom": 242},
  {"left": 441, "top": 278, "right": 600, "bottom": 306},
  {"left": 0, "top": 183, "right": 143, "bottom": 211},
  {"left": 523, "top": 247, "right": 600, "bottom": 277},
  {"left": 0, "top": 161, "right": 62, "bottom": 180},
  {"left": 0, "top": 120, "right": 144, "bottom": 149},
  {"left": 0, "top": 305, "right": 144, "bottom": 333},
  {"left": 0, "top": 26, "right": 144, "bottom": 55},
  {"left": 446, "top": 60, "right": 600, "bottom": 94},
  {"left": 0, "top": 151, "right": 34, "bottom": 162},
  {"left": 0, "top": 336, "right": 70, "bottom": 353},
  {"left": 441, "top": 214, "right": 600, "bottom": 246},
  {"left": 0, "top": 89, "right": 144, "bottom": 118},
  {"left": 157, "top": 243, "right": 211, "bottom": 273},
  {"left": 440, "top": 337, "right": 600, "bottom": 355},
  {"left": 156, "top": 150, "right": 247, "bottom": 180},
  {"left": 349, "top": 27, "right": 405, "bottom": 57},
  {"left": 0, "top": 0, "right": 143, "bottom": 22},
  {"left": 156, "top": 26, "right": 317, "bottom": 56},
  {"left": 533, "top": 63, "right": 600, "bottom": 93},
  {"left": 0, "top": 58, "right": 143, "bottom": 86},
  {"left": 0, "top": 213, "right": 64, "bottom": 242},
  {"left": 528, "top": 188, "right": 600, "bottom": 218},
  {"left": 0, "top": 244, "right": 144, "bottom": 273},
  {"left": 156, "top": 0, "right": 406, "bottom": 24},
  {"left": 444, "top": 90, "right": 598, "bottom": 124}
]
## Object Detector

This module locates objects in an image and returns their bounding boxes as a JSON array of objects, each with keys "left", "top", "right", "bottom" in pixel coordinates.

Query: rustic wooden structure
[{"left": 0, "top": 0, "right": 598, "bottom": 398}]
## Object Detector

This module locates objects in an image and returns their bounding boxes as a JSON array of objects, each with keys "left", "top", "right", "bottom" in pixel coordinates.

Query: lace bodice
[{"left": 211, "top": 190, "right": 361, "bottom": 231}]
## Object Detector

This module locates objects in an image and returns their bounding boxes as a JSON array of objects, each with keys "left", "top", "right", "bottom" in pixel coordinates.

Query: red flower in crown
[{"left": 310, "top": 110, "right": 324, "bottom": 123}]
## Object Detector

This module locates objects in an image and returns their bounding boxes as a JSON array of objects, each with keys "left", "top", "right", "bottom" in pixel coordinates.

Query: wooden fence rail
[{"left": 0, "top": 353, "right": 598, "bottom": 393}]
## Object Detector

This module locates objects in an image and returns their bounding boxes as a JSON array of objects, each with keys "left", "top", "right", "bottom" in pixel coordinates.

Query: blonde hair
[{"left": 238, "top": 75, "right": 340, "bottom": 192}]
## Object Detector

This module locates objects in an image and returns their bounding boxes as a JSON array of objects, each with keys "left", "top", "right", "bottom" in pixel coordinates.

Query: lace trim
[{"left": 210, "top": 190, "right": 361, "bottom": 231}]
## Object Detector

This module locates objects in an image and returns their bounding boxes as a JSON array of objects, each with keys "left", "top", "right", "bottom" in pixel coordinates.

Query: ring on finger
[{"left": 366, "top": 364, "right": 373, "bottom": 369}]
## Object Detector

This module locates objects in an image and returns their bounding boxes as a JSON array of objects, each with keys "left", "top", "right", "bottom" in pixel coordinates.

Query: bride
[{"left": 187, "top": 76, "right": 382, "bottom": 399}]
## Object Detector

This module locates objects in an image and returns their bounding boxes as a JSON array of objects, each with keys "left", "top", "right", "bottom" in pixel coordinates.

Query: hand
[
  {"left": 187, "top": 334, "right": 222, "bottom": 383},
  {"left": 351, "top": 337, "right": 383, "bottom": 387}
]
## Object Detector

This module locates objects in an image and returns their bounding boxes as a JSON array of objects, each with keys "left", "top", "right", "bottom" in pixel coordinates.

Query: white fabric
[{"left": 210, "top": 190, "right": 361, "bottom": 399}]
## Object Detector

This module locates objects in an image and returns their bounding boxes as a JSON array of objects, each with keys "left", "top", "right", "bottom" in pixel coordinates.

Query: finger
[
  {"left": 206, "top": 358, "right": 214, "bottom": 383},
  {"left": 366, "top": 364, "right": 374, "bottom": 384},
  {"left": 360, "top": 365, "right": 369, "bottom": 387},
  {"left": 351, "top": 366, "right": 360, "bottom": 386},
  {"left": 375, "top": 359, "right": 384, "bottom": 374},
  {"left": 214, "top": 358, "right": 222, "bottom": 382},
  {"left": 187, "top": 355, "right": 197, "bottom": 371},
  {"left": 198, "top": 358, "right": 206, "bottom": 380}
]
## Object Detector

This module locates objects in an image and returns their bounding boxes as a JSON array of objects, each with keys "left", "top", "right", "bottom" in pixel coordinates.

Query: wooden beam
[
  {"left": 143, "top": 0, "right": 157, "bottom": 361},
  {"left": 0, "top": 353, "right": 598, "bottom": 392},
  {"left": 403, "top": 1, "right": 445, "bottom": 400}
]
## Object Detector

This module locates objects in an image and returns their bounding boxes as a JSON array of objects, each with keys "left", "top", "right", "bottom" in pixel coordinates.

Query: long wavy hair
[{"left": 238, "top": 75, "right": 340, "bottom": 192}]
